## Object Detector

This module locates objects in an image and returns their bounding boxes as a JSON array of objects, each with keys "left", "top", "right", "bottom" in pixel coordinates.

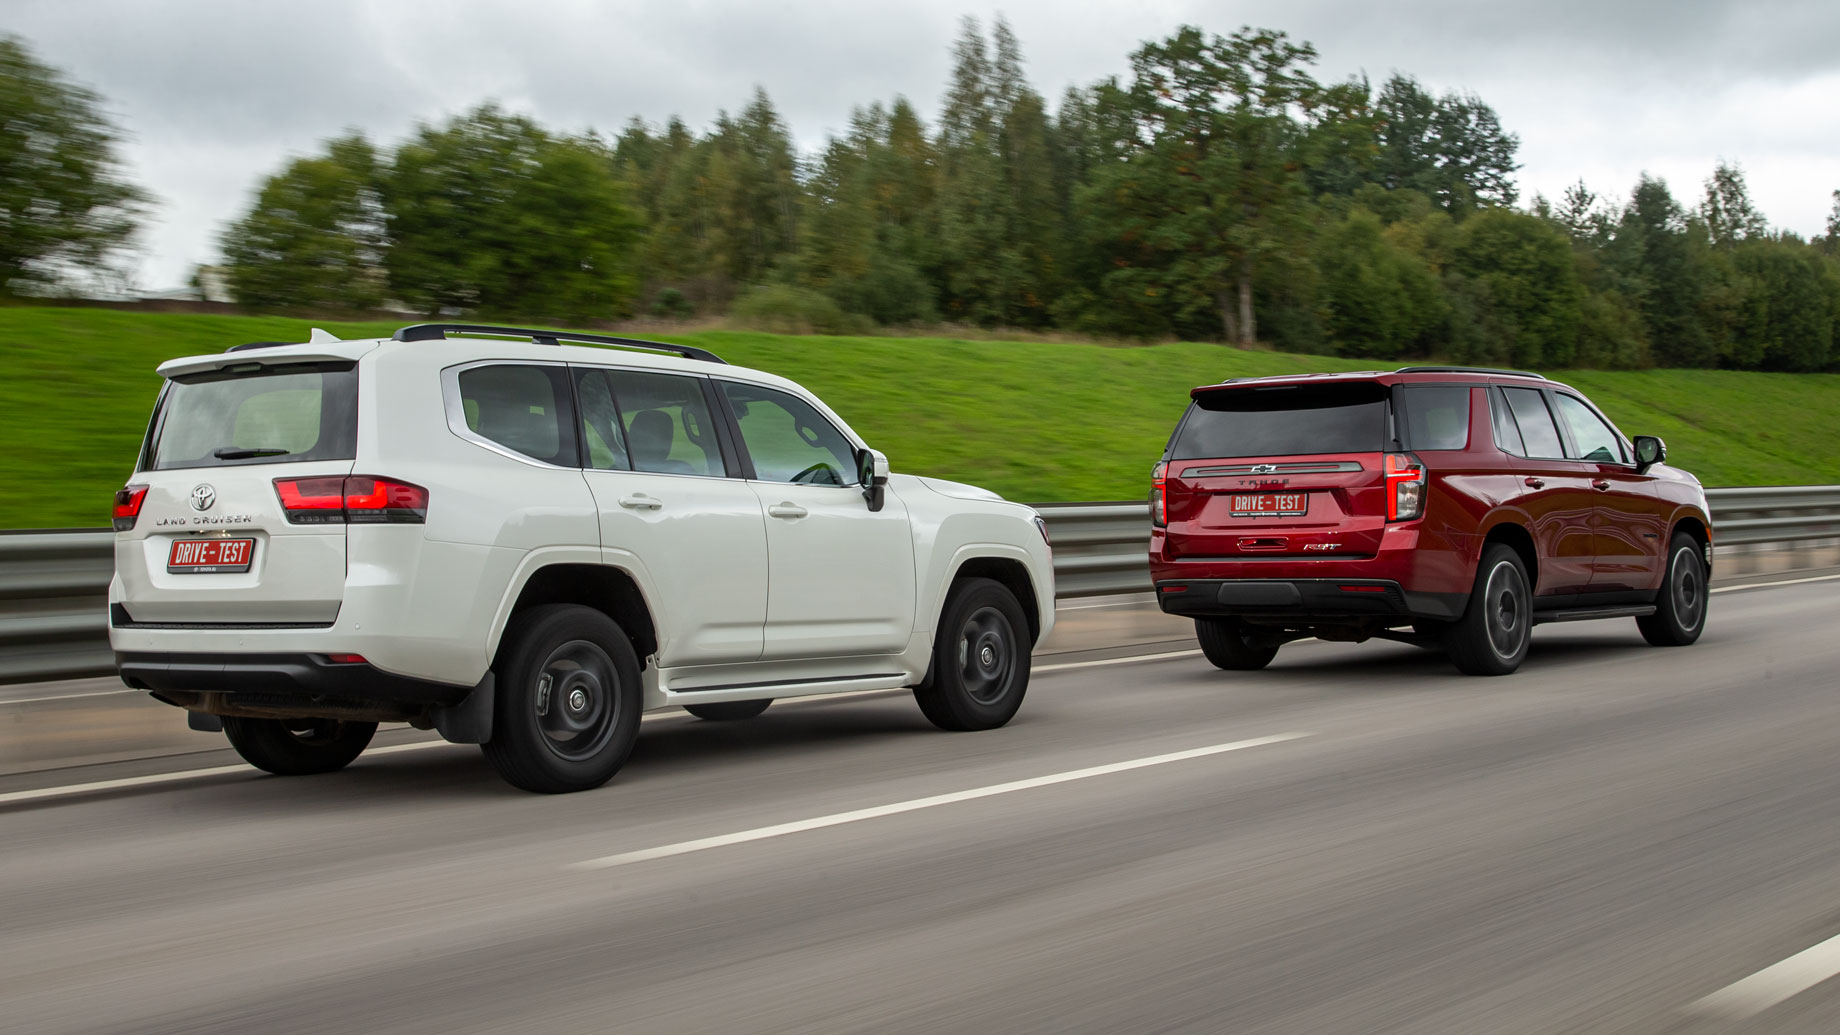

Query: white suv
[{"left": 109, "top": 325, "right": 1054, "bottom": 792}]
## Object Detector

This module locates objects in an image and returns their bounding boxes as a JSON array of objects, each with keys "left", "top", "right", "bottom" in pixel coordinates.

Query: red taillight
[
  {"left": 1338, "top": 585, "right": 1387, "bottom": 593},
  {"left": 1151, "top": 461, "right": 1168, "bottom": 528},
  {"left": 1385, "top": 452, "right": 1425, "bottom": 522},
  {"left": 324, "top": 653, "right": 368, "bottom": 664},
  {"left": 275, "top": 476, "right": 427, "bottom": 524},
  {"left": 342, "top": 477, "right": 429, "bottom": 523},
  {"left": 112, "top": 484, "right": 148, "bottom": 531}
]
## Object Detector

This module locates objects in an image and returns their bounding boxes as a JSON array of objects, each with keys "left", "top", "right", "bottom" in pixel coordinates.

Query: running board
[{"left": 1532, "top": 605, "right": 1656, "bottom": 625}]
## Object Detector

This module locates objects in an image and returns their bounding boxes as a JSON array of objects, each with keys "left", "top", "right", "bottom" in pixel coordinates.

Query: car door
[
  {"left": 715, "top": 379, "right": 917, "bottom": 660},
  {"left": 1495, "top": 386, "right": 1595, "bottom": 596},
  {"left": 1548, "top": 391, "right": 1666, "bottom": 595},
  {"left": 574, "top": 366, "right": 769, "bottom": 667}
]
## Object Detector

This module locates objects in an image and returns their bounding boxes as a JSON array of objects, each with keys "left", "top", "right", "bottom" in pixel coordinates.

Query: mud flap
[
  {"left": 187, "top": 712, "right": 224, "bottom": 733},
  {"left": 432, "top": 673, "right": 495, "bottom": 744}
]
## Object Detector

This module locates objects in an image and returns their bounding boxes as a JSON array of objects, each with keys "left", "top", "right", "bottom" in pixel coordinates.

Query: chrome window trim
[{"left": 440, "top": 360, "right": 577, "bottom": 471}]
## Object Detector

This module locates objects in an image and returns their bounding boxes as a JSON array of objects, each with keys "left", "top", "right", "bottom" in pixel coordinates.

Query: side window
[
  {"left": 1400, "top": 385, "right": 1471, "bottom": 450},
  {"left": 572, "top": 369, "right": 631, "bottom": 471},
  {"left": 1488, "top": 387, "right": 1525, "bottom": 456},
  {"left": 719, "top": 382, "right": 858, "bottom": 486},
  {"left": 1552, "top": 393, "right": 1627, "bottom": 464},
  {"left": 605, "top": 371, "right": 721, "bottom": 477},
  {"left": 455, "top": 364, "right": 575, "bottom": 466},
  {"left": 1502, "top": 387, "right": 1565, "bottom": 460}
]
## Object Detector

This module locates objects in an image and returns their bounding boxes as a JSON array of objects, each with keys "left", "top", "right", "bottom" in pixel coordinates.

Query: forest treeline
[{"left": 7, "top": 24, "right": 1840, "bottom": 370}]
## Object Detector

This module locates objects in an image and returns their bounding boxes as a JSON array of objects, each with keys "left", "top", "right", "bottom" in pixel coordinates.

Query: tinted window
[
  {"left": 456, "top": 364, "right": 575, "bottom": 466},
  {"left": 1552, "top": 393, "right": 1626, "bottom": 463},
  {"left": 1401, "top": 385, "right": 1471, "bottom": 450},
  {"left": 573, "top": 369, "right": 631, "bottom": 471},
  {"left": 1503, "top": 387, "right": 1565, "bottom": 459},
  {"left": 605, "top": 371, "right": 722, "bottom": 477},
  {"left": 1488, "top": 388, "right": 1525, "bottom": 456},
  {"left": 721, "top": 382, "right": 857, "bottom": 486},
  {"left": 149, "top": 363, "right": 357, "bottom": 471},
  {"left": 1171, "top": 383, "right": 1388, "bottom": 460}
]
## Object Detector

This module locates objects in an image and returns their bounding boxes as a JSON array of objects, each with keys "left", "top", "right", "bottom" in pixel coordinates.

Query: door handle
[
  {"left": 1592, "top": 480, "right": 1611, "bottom": 491},
  {"left": 1523, "top": 477, "right": 1545, "bottom": 489},
  {"left": 618, "top": 495, "right": 662, "bottom": 510},
  {"left": 768, "top": 502, "right": 808, "bottom": 519}
]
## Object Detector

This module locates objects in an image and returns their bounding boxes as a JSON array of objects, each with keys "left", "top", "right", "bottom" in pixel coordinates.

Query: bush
[
  {"left": 649, "top": 287, "right": 694, "bottom": 319},
  {"left": 730, "top": 285, "right": 873, "bottom": 335}
]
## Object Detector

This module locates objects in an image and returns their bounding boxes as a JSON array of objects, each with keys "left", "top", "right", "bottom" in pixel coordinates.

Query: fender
[{"left": 483, "top": 544, "right": 620, "bottom": 665}]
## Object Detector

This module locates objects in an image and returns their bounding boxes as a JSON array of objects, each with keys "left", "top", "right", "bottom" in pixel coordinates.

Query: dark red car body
[{"left": 1150, "top": 368, "right": 1713, "bottom": 636}]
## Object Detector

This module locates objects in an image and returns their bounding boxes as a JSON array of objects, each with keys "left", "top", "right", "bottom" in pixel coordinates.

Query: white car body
[{"left": 110, "top": 328, "right": 1054, "bottom": 728}]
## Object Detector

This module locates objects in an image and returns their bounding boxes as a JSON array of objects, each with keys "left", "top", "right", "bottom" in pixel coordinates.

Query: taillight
[
  {"left": 1385, "top": 452, "right": 1425, "bottom": 522},
  {"left": 1151, "top": 462, "right": 1168, "bottom": 528},
  {"left": 112, "top": 484, "right": 148, "bottom": 531},
  {"left": 342, "top": 477, "right": 429, "bottom": 523},
  {"left": 275, "top": 476, "right": 428, "bottom": 524}
]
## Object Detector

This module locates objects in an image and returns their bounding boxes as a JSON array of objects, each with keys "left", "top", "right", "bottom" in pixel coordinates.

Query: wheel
[
  {"left": 481, "top": 604, "right": 643, "bottom": 793},
  {"left": 221, "top": 716, "right": 376, "bottom": 776},
  {"left": 684, "top": 699, "right": 771, "bottom": 721},
  {"left": 1445, "top": 543, "right": 1532, "bottom": 675},
  {"left": 914, "top": 577, "right": 1031, "bottom": 731},
  {"left": 1637, "top": 533, "right": 1708, "bottom": 646},
  {"left": 1194, "top": 617, "right": 1280, "bottom": 670}
]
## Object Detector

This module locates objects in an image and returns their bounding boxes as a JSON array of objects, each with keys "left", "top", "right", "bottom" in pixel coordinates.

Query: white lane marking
[
  {"left": 0, "top": 740, "right": 455, "bottom": 805},
  {"left": 568, "top": 733, "right": 1311, "bottom": 871},
  {"left": 1687, "top": 931, "right": 1840, "bottom": 1019},
  {"left": 1035, "top": 649, "right": 1202, "bottom": 672},
  {"left": 0, "top": 687, "right": 145, "bottom": 705},
  {"left": 1710, "top": 572, "right": 1840, "bottom": 594}
]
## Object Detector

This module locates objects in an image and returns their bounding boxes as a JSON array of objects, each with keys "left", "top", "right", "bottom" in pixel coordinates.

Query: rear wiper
[{"left": 212, "top": 446, "right": 291, "bottom": 459}]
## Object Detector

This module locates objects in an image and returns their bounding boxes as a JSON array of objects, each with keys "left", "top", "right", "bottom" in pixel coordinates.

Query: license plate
[
  {"left": 167, "top": 538, "right": 255, "bottom": 573},
  {"left": 1229, "top": 493, "right": 1308, "bottom": 517}
]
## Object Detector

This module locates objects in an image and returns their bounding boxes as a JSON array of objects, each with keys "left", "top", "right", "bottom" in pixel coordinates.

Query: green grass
[{"left": 4, "top": 305, "right": 1839, "bottom": 528}]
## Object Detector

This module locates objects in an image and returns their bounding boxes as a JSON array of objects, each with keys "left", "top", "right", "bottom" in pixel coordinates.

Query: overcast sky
[{"left": 9, "top": 0, "right": 1839, "bottom": 290}]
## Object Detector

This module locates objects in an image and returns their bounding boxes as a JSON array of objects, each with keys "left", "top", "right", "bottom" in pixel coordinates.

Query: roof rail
[
  {"left": 392, "top": 323, "right": 725, "bottom": 365},
  {"left": 1395, "top": 365, "right": 1545, "bottom": 379}
]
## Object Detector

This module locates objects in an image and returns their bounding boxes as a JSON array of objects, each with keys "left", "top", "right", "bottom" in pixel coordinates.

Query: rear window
[
  {"left": 1172, "top": 382, "right": 1389, "bottom": 460},
  {"left": 145, "top": 363, "right": 357, "bottom": 471}
]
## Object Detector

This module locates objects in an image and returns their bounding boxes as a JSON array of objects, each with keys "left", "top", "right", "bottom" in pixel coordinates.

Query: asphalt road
[{"left": 4, "top": 575, "right": 1840, "bottom": 1033}]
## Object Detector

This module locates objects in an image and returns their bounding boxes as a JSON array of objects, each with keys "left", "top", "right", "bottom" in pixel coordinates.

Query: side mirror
[
  {"left": 857, "top": 448, "right": 890, "bottom": 512},
  {"left": 1633, "top": 435, "right": 1666, "bottom": 473}
]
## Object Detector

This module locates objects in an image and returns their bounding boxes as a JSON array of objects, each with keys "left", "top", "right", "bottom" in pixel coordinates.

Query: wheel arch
[
  {"left": 949, "top": 554, "right": 1043, "bottom": 645},
  {"left": 1670, "top": 511, "right": 1712, "bottom": 571},
  {"left": 1478, "top": 519, "right": 1540, "bottom": 593},
  {"left": 490, "top": 562, "right": 659, "bottom": 669}
]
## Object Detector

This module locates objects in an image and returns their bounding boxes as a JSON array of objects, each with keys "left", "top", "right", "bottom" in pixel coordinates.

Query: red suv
[{"left": 1150, "top": 367, "right": 1713, "bottom": 675}]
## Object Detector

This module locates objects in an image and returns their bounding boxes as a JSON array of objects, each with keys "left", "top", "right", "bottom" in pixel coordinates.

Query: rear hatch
[
  {"left": 113, "top": 358, "right": 359, "bottom": 624},
  {"left": 1161, "top": 380, "right": 1393, "bottom": 559}
]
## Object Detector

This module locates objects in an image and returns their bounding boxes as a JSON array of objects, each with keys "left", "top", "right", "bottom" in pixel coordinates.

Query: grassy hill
[{"left": 4, "top": 305, "right": 1838, "bottom": 528}]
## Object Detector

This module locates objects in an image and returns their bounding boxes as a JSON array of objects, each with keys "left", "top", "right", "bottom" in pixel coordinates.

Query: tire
[
  {"left": 221, "top": 716, "right": 376, "bottom": 776},
  {"left": 684, "top": 699, "right": 771, "bottom": 721},
  {"left": 1637, "top": 533, "right": 1709, "bottom": 647},
  {"left": 1194, "top": 617, "right": 1280, "bottom": 670},
  {"left": 914, "top": 577, "right": 1031, "bottom": 732},
  {"left": 1445, "top": 543, "right": 1533, "bottom": 676},
  {"left": 481, "top": 604, "right": 643, "bottom": 794}
]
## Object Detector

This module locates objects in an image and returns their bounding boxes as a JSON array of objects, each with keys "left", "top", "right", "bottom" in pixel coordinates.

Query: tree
[
  {"left": 1449, "top": 207, "right": 1583, "bottom": 366},
  {"left": 1372, "top": 75, "right": 1519, "bottom": 213},
  {"left": 1730, "top": 239, "right": 1834, "bottom": 370},
  {"left": 383, "top": 105, "right": 640, "bottom": 321},
  {"left": 0, "top": 35, "right": 149, "bottom": 293},
  {"left": 1089, "top": 25, "right": 1321, "bottom": 344},
  {"left": 220, "top": 134, "right": 384, "bottom": 310},
  {"left": 1701, "top": 162, "right": 1768, "bottom": 247},
  {"left": 1316, "top": 206, "right": 1445, "bottom": 358}
]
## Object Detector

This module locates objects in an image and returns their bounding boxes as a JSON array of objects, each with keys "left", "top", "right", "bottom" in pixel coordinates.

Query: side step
[{"left": 1532, "top": 604, "right": 1656, "bottom": 626}]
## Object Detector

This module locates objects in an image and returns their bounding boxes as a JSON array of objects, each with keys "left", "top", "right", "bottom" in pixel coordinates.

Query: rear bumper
[
  {"left": 1154, "top": 579, "right": 1463, "bottom": 623},
  {"left": 117, "top": 651, "right": 474, "bottom": 707}
]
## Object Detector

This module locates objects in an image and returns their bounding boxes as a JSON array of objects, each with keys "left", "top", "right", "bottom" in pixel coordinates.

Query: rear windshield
[
  {"left": 1172, "top": 382, "right": 1389, "bottom": 460},
  {"left": 144, "top": 363, "right": 358, "bottom": 471}
]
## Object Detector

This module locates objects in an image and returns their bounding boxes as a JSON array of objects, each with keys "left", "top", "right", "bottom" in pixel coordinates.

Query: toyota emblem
[
  {"left": 190, "top": 484, "right": 217, "bottom": 512},
  {"left": 1250, "top": 464, "right": 1278, "bottom": 474}
]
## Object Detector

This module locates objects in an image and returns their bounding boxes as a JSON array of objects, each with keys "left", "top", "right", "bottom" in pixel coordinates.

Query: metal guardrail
[{"left": 2, "top": 486, "right": 1837, "bottom": 684}]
